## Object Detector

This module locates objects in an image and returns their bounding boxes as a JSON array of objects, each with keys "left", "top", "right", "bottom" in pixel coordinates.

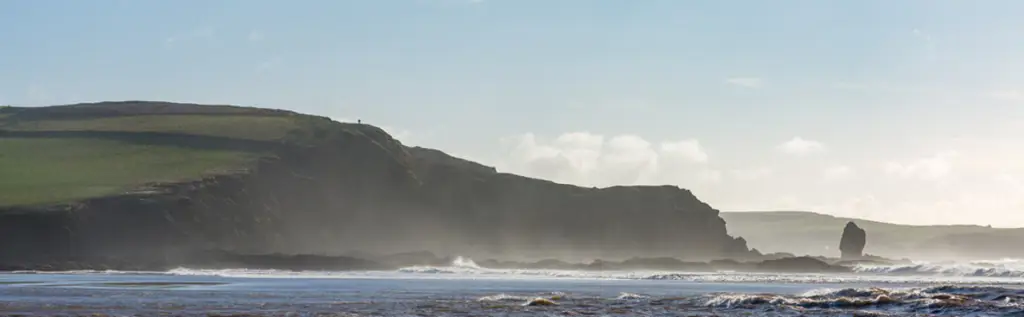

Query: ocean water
[{"left": 1, "top": 257, "right": 1022, "bottom": 316}]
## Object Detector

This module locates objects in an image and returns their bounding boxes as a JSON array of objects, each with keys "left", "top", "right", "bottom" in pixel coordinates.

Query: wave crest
[
  {"left": 852, "top": 263, "right": 1024, "bottom": 278},
  {"left": 705, "top": 285, "right": 1024, "bottom": 311}
]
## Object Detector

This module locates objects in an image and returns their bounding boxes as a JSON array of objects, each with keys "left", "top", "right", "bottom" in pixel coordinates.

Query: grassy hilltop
[
  {"left": 1, "top": 101, "right": 754, "bottom": 265},
  {"left": 0, "top": 101, "right": 353, "bottom": 207}
]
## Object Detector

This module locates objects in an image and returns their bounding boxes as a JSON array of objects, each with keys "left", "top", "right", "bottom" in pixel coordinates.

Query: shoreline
[{"left": 0, "top": 251, "right": 901, "bottom": 275}]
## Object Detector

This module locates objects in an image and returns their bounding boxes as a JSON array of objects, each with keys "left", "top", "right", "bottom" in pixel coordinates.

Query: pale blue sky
[{"left": 3, "top": 0, "right": 1023, "bottom": 226}]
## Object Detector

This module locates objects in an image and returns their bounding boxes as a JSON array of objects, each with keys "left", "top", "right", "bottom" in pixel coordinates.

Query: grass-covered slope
[
  {"left": 0, "top": 138, "right": 261, "bottom": 206},
  {"left": 0, "top": 101, "right": 755, "bottom": 269},
  {"left": 722, "top": 211, "right": 1024, "bottom": 260},
  {"left": 0, "top": 101, "right": 357, "bottom": 207}
]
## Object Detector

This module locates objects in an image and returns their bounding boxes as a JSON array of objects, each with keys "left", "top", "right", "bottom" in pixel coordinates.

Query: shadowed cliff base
[
  {"left": 0, "top": 101, "right": 757, "bottom": 269},
  {"left": 0, "top": 250, "right": 859, "bottom": 274}
]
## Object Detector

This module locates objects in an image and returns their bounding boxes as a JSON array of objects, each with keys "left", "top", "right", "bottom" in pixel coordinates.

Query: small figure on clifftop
[{"left": 839, "top": 221, "right": 866, "bottom": 259}]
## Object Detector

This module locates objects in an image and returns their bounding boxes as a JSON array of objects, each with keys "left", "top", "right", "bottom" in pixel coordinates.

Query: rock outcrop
[
  {"left": 839, "top": 221, "right": 867, "bottom": 259},
  {"left": 0, "top": 101, "right": 756, "bottom": 270}
]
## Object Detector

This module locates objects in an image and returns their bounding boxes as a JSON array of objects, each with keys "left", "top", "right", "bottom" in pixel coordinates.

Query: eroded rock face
[
  {"left": 0, "top": 102, "right": 757, "bottom": 268},
  {"left": 839, "top": 221, "right": 867, "bottom": 259}
]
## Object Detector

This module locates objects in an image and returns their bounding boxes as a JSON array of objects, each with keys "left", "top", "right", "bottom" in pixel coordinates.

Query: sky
[{"left": 2, "top": 0, "right": 1023, "bottom": 227}]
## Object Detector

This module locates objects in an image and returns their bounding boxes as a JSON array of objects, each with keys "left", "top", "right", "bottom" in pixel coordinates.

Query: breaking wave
[
  {"left": 851, "top": 259, "right": 1024, "bottom": 278},
  {"left": 396, "top": 256, "right": 489, "bottom": 274},
  {"left": 14, "top": 257, "right": 1023, "bottom": 285},
  {"left": 471, "top": 285, "right": 1023, "bottom": 315},
  {"left": 702, "top": 285, "right": 1023, "bottom": 314},
  {"left": 390, "top": 256, "right": 1024, "bottom": 285}
]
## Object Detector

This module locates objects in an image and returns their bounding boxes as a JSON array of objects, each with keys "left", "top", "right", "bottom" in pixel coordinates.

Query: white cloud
[
  {"left": 247, "top": 30, "right": 265, "bottom": 42},
  {"left": 725, "top": 77, "right": 762, "bottom": 88},
  {"left": 777, "top": 137, "right": 824, "bottom": 156},
  {"left": 660, "top": 139, "right": 708, "bottom": 163},
  {"left": 501, "top": 132, "right": 732, "bottom": 187},
  {"left": 823, "top": 165, "right": 854, "bottom": 181},
  {"left": 486, "top": 132, "right": 1024, "bottom": 227},
  {"left": 884, "top": 151, "right": 957, "bottom": 181},
  {"left": 600, "top": 135, "right": 660, "bottom": 185}
]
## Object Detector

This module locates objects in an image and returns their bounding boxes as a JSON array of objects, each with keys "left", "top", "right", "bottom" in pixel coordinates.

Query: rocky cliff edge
[{"left": 0, "top": 101, "right": 756, "bottom": 269}]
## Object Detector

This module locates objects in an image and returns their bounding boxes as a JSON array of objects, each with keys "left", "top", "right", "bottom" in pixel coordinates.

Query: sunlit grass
[
  {"left": 0, "top": 138, "right": 265, "bottom": 207},
  {"left": 3, "top": 114, "right": 301, "bottom": 141}
]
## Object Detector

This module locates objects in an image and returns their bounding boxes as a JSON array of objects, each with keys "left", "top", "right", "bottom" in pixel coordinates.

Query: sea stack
[{"left": 839, "top": 221, "right": 867, "bottom": 259}]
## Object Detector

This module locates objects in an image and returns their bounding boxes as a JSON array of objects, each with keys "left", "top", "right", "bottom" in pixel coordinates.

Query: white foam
[
  {"left": 15, "top": 257, "right": 1024, "bottom": 286},
  {"left": 477, "top": 293, "right": 529, "bottom": 302},
  {"left": 616, "top": 292, "right": 649, "bottom": 300},
  {"left": 851, "top": 259, "right": 1024, "bottom": 278},
  {"left": 705, "top": 285, "right": 1024, "bottom": 310},
  {"left": 452, "top": 256, "right": 482, "bottom": 269}
]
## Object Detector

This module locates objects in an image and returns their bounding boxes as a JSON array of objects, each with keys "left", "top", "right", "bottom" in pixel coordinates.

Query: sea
[{"left": 1, "top": 257, "right": 1022, "bottom": 316}]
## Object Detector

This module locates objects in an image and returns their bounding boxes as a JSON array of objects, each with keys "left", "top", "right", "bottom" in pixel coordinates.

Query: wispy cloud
[
  {"left": 660, "top": 139, "right": 708, "bottom": 163},
  {"left": 777, "top": 137, "right": 824, "bottom": 156},
  {"left": 884, "top": 151, "right": 958, "bottom": 181},
  {"left": 725, "top": 77, "right": 762, "bottom": 88}
]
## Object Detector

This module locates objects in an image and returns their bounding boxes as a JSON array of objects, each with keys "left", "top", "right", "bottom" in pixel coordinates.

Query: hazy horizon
[{"left": 3, "top": 0, "right": 1023, "bottom": 227}]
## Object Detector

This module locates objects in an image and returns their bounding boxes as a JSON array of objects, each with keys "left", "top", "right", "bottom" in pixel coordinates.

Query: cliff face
[
  {"left": 407, "top": 147, "right": 751, "bottom": 261},
  {"left": 0, "top": 102, "right": 753, "bottom": 267}
]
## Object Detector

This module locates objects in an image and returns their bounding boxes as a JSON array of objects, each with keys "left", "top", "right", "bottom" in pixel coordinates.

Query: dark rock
[
  {"left": 371, "top": 251, "right": 449, "bottom": 267},
  {"left": 839, "top": 221, "right": 867, "bottom": 259},
  {"left": 833, "top": 259, "right": 894, "bottom": 267},
  {"left": 0, "top": 101, "right": 757, "bottom": 269},
  {"left": 189, "top": 250, "right": 389, "bottom": 271},
  {"left": 708, "top": 259, "right": 747, "bottom": 271},
  {"left": 755, "top": 256, "right": 850, "bottom": 273},
  {"left": 618, "top": 257, "right": 713, "bottom": 271}
]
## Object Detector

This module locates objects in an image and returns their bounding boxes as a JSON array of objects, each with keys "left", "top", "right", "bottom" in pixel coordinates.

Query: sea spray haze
[
  {"left": 3, "top": 0, "right": 1024, "bottom": 315},
  {"left": 0, "top": 102, "right": 754, "bottom": 270},
  {"left": 2, "top": 257, "right": 1023, "bottom": 316}
]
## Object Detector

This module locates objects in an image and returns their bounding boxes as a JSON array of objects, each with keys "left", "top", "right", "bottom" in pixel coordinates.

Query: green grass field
[
  {"left": 2, "top": 114, "right": 302, "bottom": 141},
  {"left": 0, "top": 138, "right": 265, "bottom": 207},
  {"left": 0, "top": 102, "right": 372, "bottom": 208}
]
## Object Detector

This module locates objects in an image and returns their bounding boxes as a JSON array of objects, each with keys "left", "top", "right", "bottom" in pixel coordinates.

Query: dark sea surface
[{"left": 1, "top": 258, "right": 1022, "bottom": 316}]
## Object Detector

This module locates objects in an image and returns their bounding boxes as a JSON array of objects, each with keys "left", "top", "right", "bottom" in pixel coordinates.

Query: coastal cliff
[{"left": 0, "top": 101, "right": 755, "bottom": 269}]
